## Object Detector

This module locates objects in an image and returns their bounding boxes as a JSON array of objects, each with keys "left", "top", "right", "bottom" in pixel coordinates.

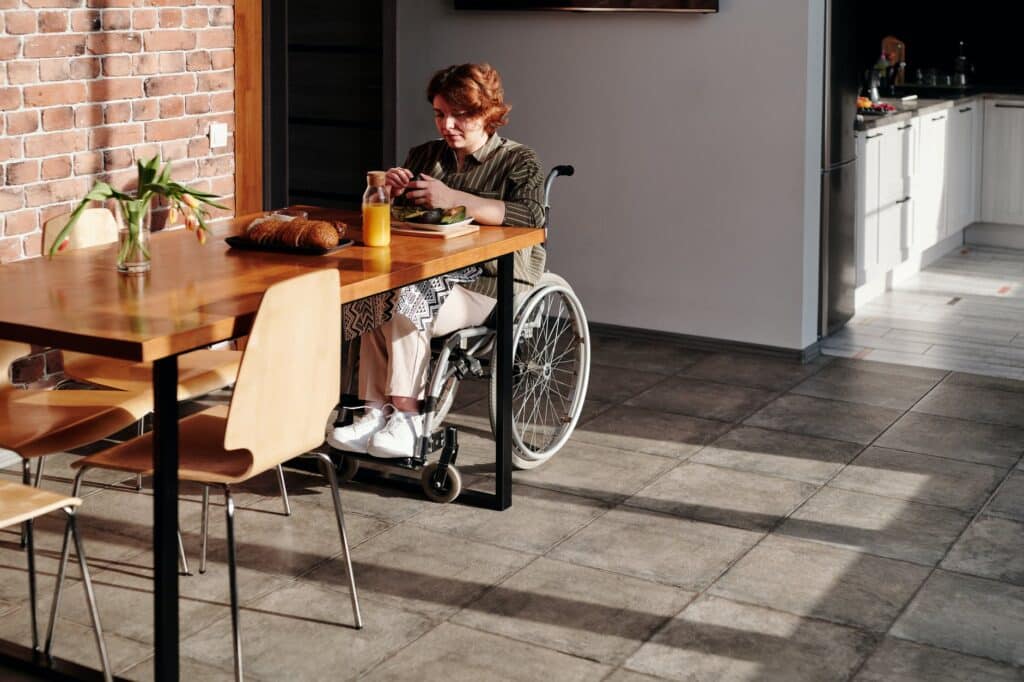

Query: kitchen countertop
[{"left": 855, "top": 92, "right": 1024, "bottom": 131}]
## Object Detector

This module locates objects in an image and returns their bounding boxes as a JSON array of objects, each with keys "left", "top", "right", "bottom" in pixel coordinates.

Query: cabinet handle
[
  {"left": 865, "top": 132, "right": 883, "bottom": 139},
  {"left": 994, "top": 103, "right": 1024, "bottom": 109},
  {"left": 959, "top": 106, "right": 973, "bottom": 113},
  {"left": 896, "top": 196, "right": 911, "bottom": 204},
  {"left": 931, "top": 114, "right": 947, "bottom": 121},
  {"left": 897, "top": 124, "right": 912, "bottom": 130}
]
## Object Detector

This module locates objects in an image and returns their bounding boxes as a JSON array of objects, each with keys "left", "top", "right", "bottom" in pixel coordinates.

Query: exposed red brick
[
  {"left": 185, "top": 94, "right": 210, "bottom": 115},
  {"left": 70, "top": 10, "right": 101, "bottom": 32},
  {"left": 69, "top": 57, "right": 101, "bottom": 80},
  {"left": 6, "top": 111, "right": 39, "bottom": 135},
  {"left": 41, "top": 106, "right": 74, "bottom": 131},
  {"left": 199, "top": 155, "right": 232, "bottom": 177},
  {"left": 102, "top": 9, "right": 131, "bottom": 30},
  {"left": 145, "top": 118, "right": 196, "bottom": 142},
  {"left": 161, "top": 139, "right": 188, "bottom": 161},
  {"left": 38, "top": 59, "right": 71, "bottom": 82},
  {"left": 103, "top": 101, "right": 131, "bottom": 124},
  {"left": 85, "top": 32, "right": 142, "bottom": 55},
  {"left": 0, "top": 189, "right": 24, "bottom": 211},
  {"left": 98, "top": 168, "right": 135, "bottom": 190},
  {"left": 159, "top": 52, "right": 185, "bottom": 73},
  {"left": 197, "top": 28, "right": 232, "bottom": 50},
  {"left": 159, "top": 96, "right": 184, "bottom": 118},
  {"left": 144, "top": 30, "right": 195, "bottom": 52},
  {"left": 0, "top": 37, "right": 22, "bottom": 61},
  {"left": 6, "top": 62, "right": 39, "bottom": 85},
  {"left": 186, "top": 51, "right": 212, "bottom": 71},
  {"left": 132, "top": 54, "right": 159, "bottom": 75},
  {"left": 144, "top": 74, "right": 194, "bottom": 97},
  {"left": 86, "top": 0, "right": 131, "bottom": 7},
  {"left": 25, "top": 0, "right": 82, "bottom": 7},
  {"left": 5, "top": 11, "right": 36, "bottom": 34},
  {"left": 6, "top": 161, "right": 40, "bottom": 185},
  {"left": 132, "top": 9, "right": 157, "bottom": 30},
  {"left": 209, "top": 7, "right": 232, "bottom": 26},
  {"left": 38, "top": 11, "right": 69, "bottom": 32},
  {"left": 40, "top": 202, "right": 76, "bottom": 223},
  {"left": 158, "top": 8, "right": 182, "bottom": 27},
  {"left": 3, "top": 209, "right": 39, "bottom": 236},
  {"left": 132, "top": 99, "right": 158, "bottom": 121},
  {"left": 23, "top": 130, "right": 89, "bottom": 158},
  {"left": 198, "top": 71, "right": 232, "bottom": 93},
  {"left": 183, "top": 8, "right": 208, "bottom": 28},
  {"left": 74, "top": 151, "right": 103, "bottom": 175},
  {"left": 25, "top": 177, "right": 90, "bottom": 208},
  {"left": 86, "top": 77, "right": 143, "bottom": 102},
  {"left": 41, "top": 156, "right": 72, "bottom": 180},
  {"left": 209, "top": 91, "right": 232, "bottom": 112},
  {"left": 187, "top": 136, "right": 209, "bottom": 158},
  {"left": 0, "top": 238, "right": 23, "bottom": 264},
  {"left": 102, "top": 55, "right": 132, "bottom": 77},
  {"left": 132, "top": 143, "right": 160, "bottom": 162},
  {"left": 0, "top": 88, "right": 21, "bottom": 111},
  {"left": 147, "top": 0, "right": 193, "bottom": 6},
  {"left": 103, "top": 148, "right": 133, "bottom": 170},
  {"left": 210, "top": 50, "right": 233, "bottom": 70},
  {"left": 74, "top": 104, "right": 102, "bottom": 127},
  {"left": 89, "top": 124, "right": 143, "bottom": 149},
  {"left": 23, "top": 35, "right": 87, "bottom": 58},
  {"left": 23, "top": 82, "right": 88, "bottom": 107},
  {"left": 22, "top": 232, "right": 43, "bottom": 259}
]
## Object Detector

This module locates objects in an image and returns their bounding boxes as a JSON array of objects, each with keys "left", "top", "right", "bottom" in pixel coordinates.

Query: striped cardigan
[{"left": 401, "top": 135, "right": 547, "bottom": 297}]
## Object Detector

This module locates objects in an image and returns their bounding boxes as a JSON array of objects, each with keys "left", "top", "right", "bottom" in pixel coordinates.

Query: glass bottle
[{"left": 362, "top": 171, "right": 390, "bottom": 247}]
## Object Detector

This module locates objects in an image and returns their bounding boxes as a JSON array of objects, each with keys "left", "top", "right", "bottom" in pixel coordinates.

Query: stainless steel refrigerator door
[
  {"left": 823, "top": 0, "right": 858, "bottom": 168},
  {"left": 819, "top": 159, "right": 857, "bottom": 337}
]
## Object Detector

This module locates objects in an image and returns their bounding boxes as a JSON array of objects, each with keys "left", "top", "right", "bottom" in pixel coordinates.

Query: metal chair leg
[
  {"left": 178, "top": 528, "right": 191, "bottom": 576},
  {"left": 69, "top": 511, "right": 112, "bottom": 681},
  {"left": 310, "top": 452, "right": 362, "bottom": 628},
  {"left": 135, "top": 473, "right": 143, "bottom": 492},
  {"left": 135, "top": 417, "right": 146, "bottom": 492},
  {"left": 200, "top": 485, "right": 210, "bottom": 574},
  {"left": 45, "top": 471, "right": 86, "bottom": 657},
  {"left": 276, "top": 464, "right": 291, "bottom": 517},
  {"left": 25, "top": 518, "right": 38, "bottom": 651},
  {"left": 224, "top": 486, "right": 243, "bottom": 681},
  {"left": 33, "top": 456, "right": 45, "bottom": 488}
]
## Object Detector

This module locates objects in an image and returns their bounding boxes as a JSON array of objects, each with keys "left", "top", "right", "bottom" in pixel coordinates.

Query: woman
[{"left": 328, "top": 62, "right": 546, "bottom": 459}]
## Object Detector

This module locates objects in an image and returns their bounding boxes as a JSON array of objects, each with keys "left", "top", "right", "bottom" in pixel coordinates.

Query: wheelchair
[{"left": 333, "top": 165, "right": 591, "bottom": 502}]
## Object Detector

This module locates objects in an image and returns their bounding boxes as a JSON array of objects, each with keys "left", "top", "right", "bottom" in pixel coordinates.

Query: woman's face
[{"left": 433, "top": 95, "right": 488, "bottom": 153}]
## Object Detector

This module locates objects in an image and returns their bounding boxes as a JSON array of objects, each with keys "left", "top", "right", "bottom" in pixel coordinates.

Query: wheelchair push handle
[
  {"left": 552, "top": 165, "right": 574, "bottom": 177},
  {"left": 543, "top": 164, "right": 575, "bottom": 228}
]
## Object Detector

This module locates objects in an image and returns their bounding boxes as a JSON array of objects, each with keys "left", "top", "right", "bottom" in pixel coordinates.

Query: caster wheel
[
  {"left": 338, "top": 456, "right": 360, "bottom": 482},
  {"left": 420, "top": 462, "right": 462, "bottom": 503}
]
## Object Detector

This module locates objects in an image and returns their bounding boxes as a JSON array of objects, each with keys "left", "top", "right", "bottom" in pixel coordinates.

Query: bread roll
[{"left": 243, "top": 217, "right": 341, "bottom": 250}]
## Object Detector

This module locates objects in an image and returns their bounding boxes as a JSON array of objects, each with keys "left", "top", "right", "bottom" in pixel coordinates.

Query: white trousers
[{"left": 358, "top": 285, "right": 496, "bottom": 401}]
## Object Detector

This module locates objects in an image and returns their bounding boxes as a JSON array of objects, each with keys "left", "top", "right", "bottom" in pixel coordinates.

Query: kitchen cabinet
[
  {"left": 982, "top": 99, "right": 1024, "bottom": 225},
  {"left": 856, "top": 120, "right": 913, "bottom": 284},
  {"left": 913, "top": 110, "right": 949, "bottom": 248},
  {"left": 946, "top": 101, "right": 980, "bottom": 234}
]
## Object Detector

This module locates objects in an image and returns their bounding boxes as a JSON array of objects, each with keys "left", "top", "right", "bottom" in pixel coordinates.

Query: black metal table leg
[
  {"left": 152, "top": 356, "right": 179, "bottom": 681},
  {"left": 493, "top": 253, "right": 513, "bottom": 510}
]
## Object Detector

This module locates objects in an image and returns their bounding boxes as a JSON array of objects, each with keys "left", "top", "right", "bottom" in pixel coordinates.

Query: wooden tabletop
[{"left": 0, "top": 208, "right": 544, "bottom": 363}]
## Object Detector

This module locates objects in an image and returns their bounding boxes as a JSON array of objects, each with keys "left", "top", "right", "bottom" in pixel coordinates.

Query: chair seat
[
  {"left": 0, "top": 480, "right": 81, "bottom": 530},
  {"left": 63, "top": 349, "right": 242, "bottom": 401},
  {"left": 71, "top": 404, "right": 256, "bottom": 485},
  {"left": 0, "top": 389, "right": 152, "bottom": 459}
]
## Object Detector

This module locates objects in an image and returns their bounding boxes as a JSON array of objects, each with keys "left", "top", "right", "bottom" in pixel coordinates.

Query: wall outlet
[{"left": 209, "top": 122, "right": 228, "bottom": 149}]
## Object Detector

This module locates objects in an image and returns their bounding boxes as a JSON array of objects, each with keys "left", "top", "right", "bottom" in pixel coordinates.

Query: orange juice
[{"left": 362, "top": 203, "right": 391, "bottom": 246}]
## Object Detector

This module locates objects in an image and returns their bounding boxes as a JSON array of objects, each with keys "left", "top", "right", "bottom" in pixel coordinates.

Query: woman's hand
[
  {"left": 404, "top": 173, "right": 457, "bottom": 209},
  {"left": 385, "top": 167, "right": 415, "bottom": 197}
]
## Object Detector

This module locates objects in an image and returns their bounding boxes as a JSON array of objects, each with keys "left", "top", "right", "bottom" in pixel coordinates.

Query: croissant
[{"left": 244, "top": 217, "right": 342, "bottom": 250}]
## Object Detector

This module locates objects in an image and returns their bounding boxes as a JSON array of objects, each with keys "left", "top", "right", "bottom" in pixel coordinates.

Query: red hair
[{"left": 427, "top": 63, "right": 511, "bottom": 136}]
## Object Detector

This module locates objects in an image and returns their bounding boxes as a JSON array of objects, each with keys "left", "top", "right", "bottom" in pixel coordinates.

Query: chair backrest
[
  {"left": 42, "top": 208, "right": 118, "bottom": 253},
  {"left": 224, "top": 269, "right": 340, "bottom": 475}
]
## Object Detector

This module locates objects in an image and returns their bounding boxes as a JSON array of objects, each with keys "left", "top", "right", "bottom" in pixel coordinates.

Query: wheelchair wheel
[
  {"left": 489, "top": 274, "right": 590, "bottom": 469},
  {"left": 421, "top": 461, "right": 462, "bottom": 503}
]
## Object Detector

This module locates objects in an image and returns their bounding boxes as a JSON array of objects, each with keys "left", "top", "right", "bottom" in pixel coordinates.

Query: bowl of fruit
[{"left": 857, "top": 97, "right": 896, "bottom": 116}]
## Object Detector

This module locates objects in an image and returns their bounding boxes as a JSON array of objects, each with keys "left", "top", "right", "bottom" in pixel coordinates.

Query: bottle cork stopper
[{"left": 367, "top": 171, "right": 387, "bottom": 187}]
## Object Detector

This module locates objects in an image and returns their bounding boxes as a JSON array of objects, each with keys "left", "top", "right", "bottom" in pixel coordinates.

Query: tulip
[
  {"left": 196, "top": 228, "right": 207, "bottom": 245},
  {"left": 182, "top": 193, "right": 199, "bottom": 209},
  {"left": 58, "top": 237, "right": 70, "bottom": 252},
  {"left": 185, "top": 214, "right": 198, "bottom": 231},
  {"left": 167, "top": 205, "right": 179, "bottom": 224}
]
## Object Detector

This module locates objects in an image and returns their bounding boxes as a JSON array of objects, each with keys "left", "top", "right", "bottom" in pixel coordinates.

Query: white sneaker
[
  {"left": 326, "top": 406, "right": 386, "bottom": 453},
  {"left": 367, "top": 412, "right": 423, "bottom": 459}
]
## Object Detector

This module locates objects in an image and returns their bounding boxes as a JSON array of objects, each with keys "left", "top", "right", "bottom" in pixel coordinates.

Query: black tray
[{"left": 225, "top": 236, "right": 354, "bottom": 256}]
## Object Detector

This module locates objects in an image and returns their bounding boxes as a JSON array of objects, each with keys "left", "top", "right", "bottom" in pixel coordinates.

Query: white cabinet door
[
  {"left": 878, "top": 125, "right": 909, "bottom": 269},
  {"left": 947, "top": 101, "right": 978, "bottom": 235},
  {"left": 982, "top": 100, "right": 1024, "bottom": 225},
  {"left": 914, "top": 111, "right": 949, "bottom": 248},
  {"left": 858, "top": 130, "right": 882, "bottom": 281}
]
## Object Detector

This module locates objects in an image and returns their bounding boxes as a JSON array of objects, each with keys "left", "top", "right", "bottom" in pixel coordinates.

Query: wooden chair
[
  {"left": 65, "top": 270, "right": 361, "bottom": 680},
  {"left": 41, "top": 210, "right": 293, "bottom": 519},
  {"left": 0, "top": 479, "right": 111, "bottom": 681}
]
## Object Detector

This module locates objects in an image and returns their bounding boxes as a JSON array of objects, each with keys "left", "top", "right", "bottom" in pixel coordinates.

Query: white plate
[{"left": 393, "top": 217, "right": 475, "bottom": 232}]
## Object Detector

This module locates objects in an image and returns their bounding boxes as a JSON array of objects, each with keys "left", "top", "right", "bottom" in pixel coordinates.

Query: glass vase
[{"left": 115, "top": 201, "right": 152, "bottom": 274}]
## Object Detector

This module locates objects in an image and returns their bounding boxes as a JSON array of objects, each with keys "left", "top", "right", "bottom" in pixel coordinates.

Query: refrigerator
[{"left": 818, "top": 0, "right": 859, "bottom": 337}]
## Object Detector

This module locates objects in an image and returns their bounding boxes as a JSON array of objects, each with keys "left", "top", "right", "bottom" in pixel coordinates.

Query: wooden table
[{"left": 0, "top": 208, "right": 544, "bottom": 680}]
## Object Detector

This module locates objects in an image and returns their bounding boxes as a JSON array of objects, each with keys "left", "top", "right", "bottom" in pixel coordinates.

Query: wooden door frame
[{"left": 235, "top": 0, "right": 263, "bottom": 214}]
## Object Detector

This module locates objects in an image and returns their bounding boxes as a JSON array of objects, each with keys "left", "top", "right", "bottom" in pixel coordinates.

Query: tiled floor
[
  {"left": 824, "top": 244, "right": 1024, "bottom": 380},
  {"left": 2, "top": 333, "right": 1024, "bottom": 680}
]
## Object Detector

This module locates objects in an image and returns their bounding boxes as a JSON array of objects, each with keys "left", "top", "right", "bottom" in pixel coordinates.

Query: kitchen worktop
[{"left": 855, "top": 92, "right": 1024, "bottom": 131}]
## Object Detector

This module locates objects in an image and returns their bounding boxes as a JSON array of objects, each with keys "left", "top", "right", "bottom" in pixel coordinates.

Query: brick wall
[{"left": 0, "top": 0, "right": 235, "bottom": 263}]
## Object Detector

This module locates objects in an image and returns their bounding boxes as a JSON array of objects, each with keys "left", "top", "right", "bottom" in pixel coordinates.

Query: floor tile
[
  {"left": 691, "top": 426, "right": 862, "bottom": 485},
  {"left": 589, "top": 333, "right": 708, "bottom": 375},
  {"left": 679, "top": 353, "right": 830, "bottom": 392},
  {"left": 410, "top": 485, "right": 610, "bottom": 555},
  {"left": 744, "top": 394, "right": 903, "bottom": 445},
  {"left": 943, "top": 370, "right": 1024, "bottom": 394},
  {"left": 585, "top": 364, "right": 673, "bottom": 403},
  {"left": 913, "top": 382, "right": 1024, "bottom": 427},
  {"left": 891, "top": 569, "right": 1024, "bottom": 665},
  {"left": 876, "top": 412, "right": 1024, "bottom": 468},
  {"left": 624, "top": 595, "right": 873, "bottom": 682},
  {"left": 603, "top": 670, "right": 667, "bottom": 682},
  {"left": 852, "top": 637, "right": 1021, "bottom": 682},
  {"left": 790, "top": 364, "right": 940, "bottom": 410},
  {"left": 180, "top": 581, "right": 435, "bottom": 681},
  {"left": 452, "top": 557, "right": 694, "bottom": 665},
  {"left": 121, "top": 655, "right": 246, "bottom": 682},
  {"left": 941, "top": 515, "right": 1024, "bottom": 585},
  {"left": 511, "top": 441, "right": 677, "bottom": 504},
  {"left": 710, "top": 535, "right": 930, "bottom": 631},
  {"left": 826, "top": 357, "right": 949, "bottom": 382},
  {"left": 624, "top": 463, "right": 817, "bottom": 532},
  {"left": 549, "top": 507, "right": 762, "bottom": 591},
  {"left": 360, "top": 622, "right": 611, "bottom": 681},
  {"left": 778, "top": 487, "right": 971, "bottom": 565},
  {"left": 572, "top": 406, "right": 730, "bottom": 459},
  {"left": 302, "top": 524, "right": 533, "bottom": 619},
  {"left": 627, "top": 377, "right": 776, "bottom": 423},
  {"left": 987, "top": 471, "right": 1024, "bottom": 522},
  {"left": 829, "top": 447, "right": 1004, "bottom": 512}
]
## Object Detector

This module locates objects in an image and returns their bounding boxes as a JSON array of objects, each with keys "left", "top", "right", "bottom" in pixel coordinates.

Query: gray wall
[{"left": 395, "top": 0, "right": 825, "bottom": 350}]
